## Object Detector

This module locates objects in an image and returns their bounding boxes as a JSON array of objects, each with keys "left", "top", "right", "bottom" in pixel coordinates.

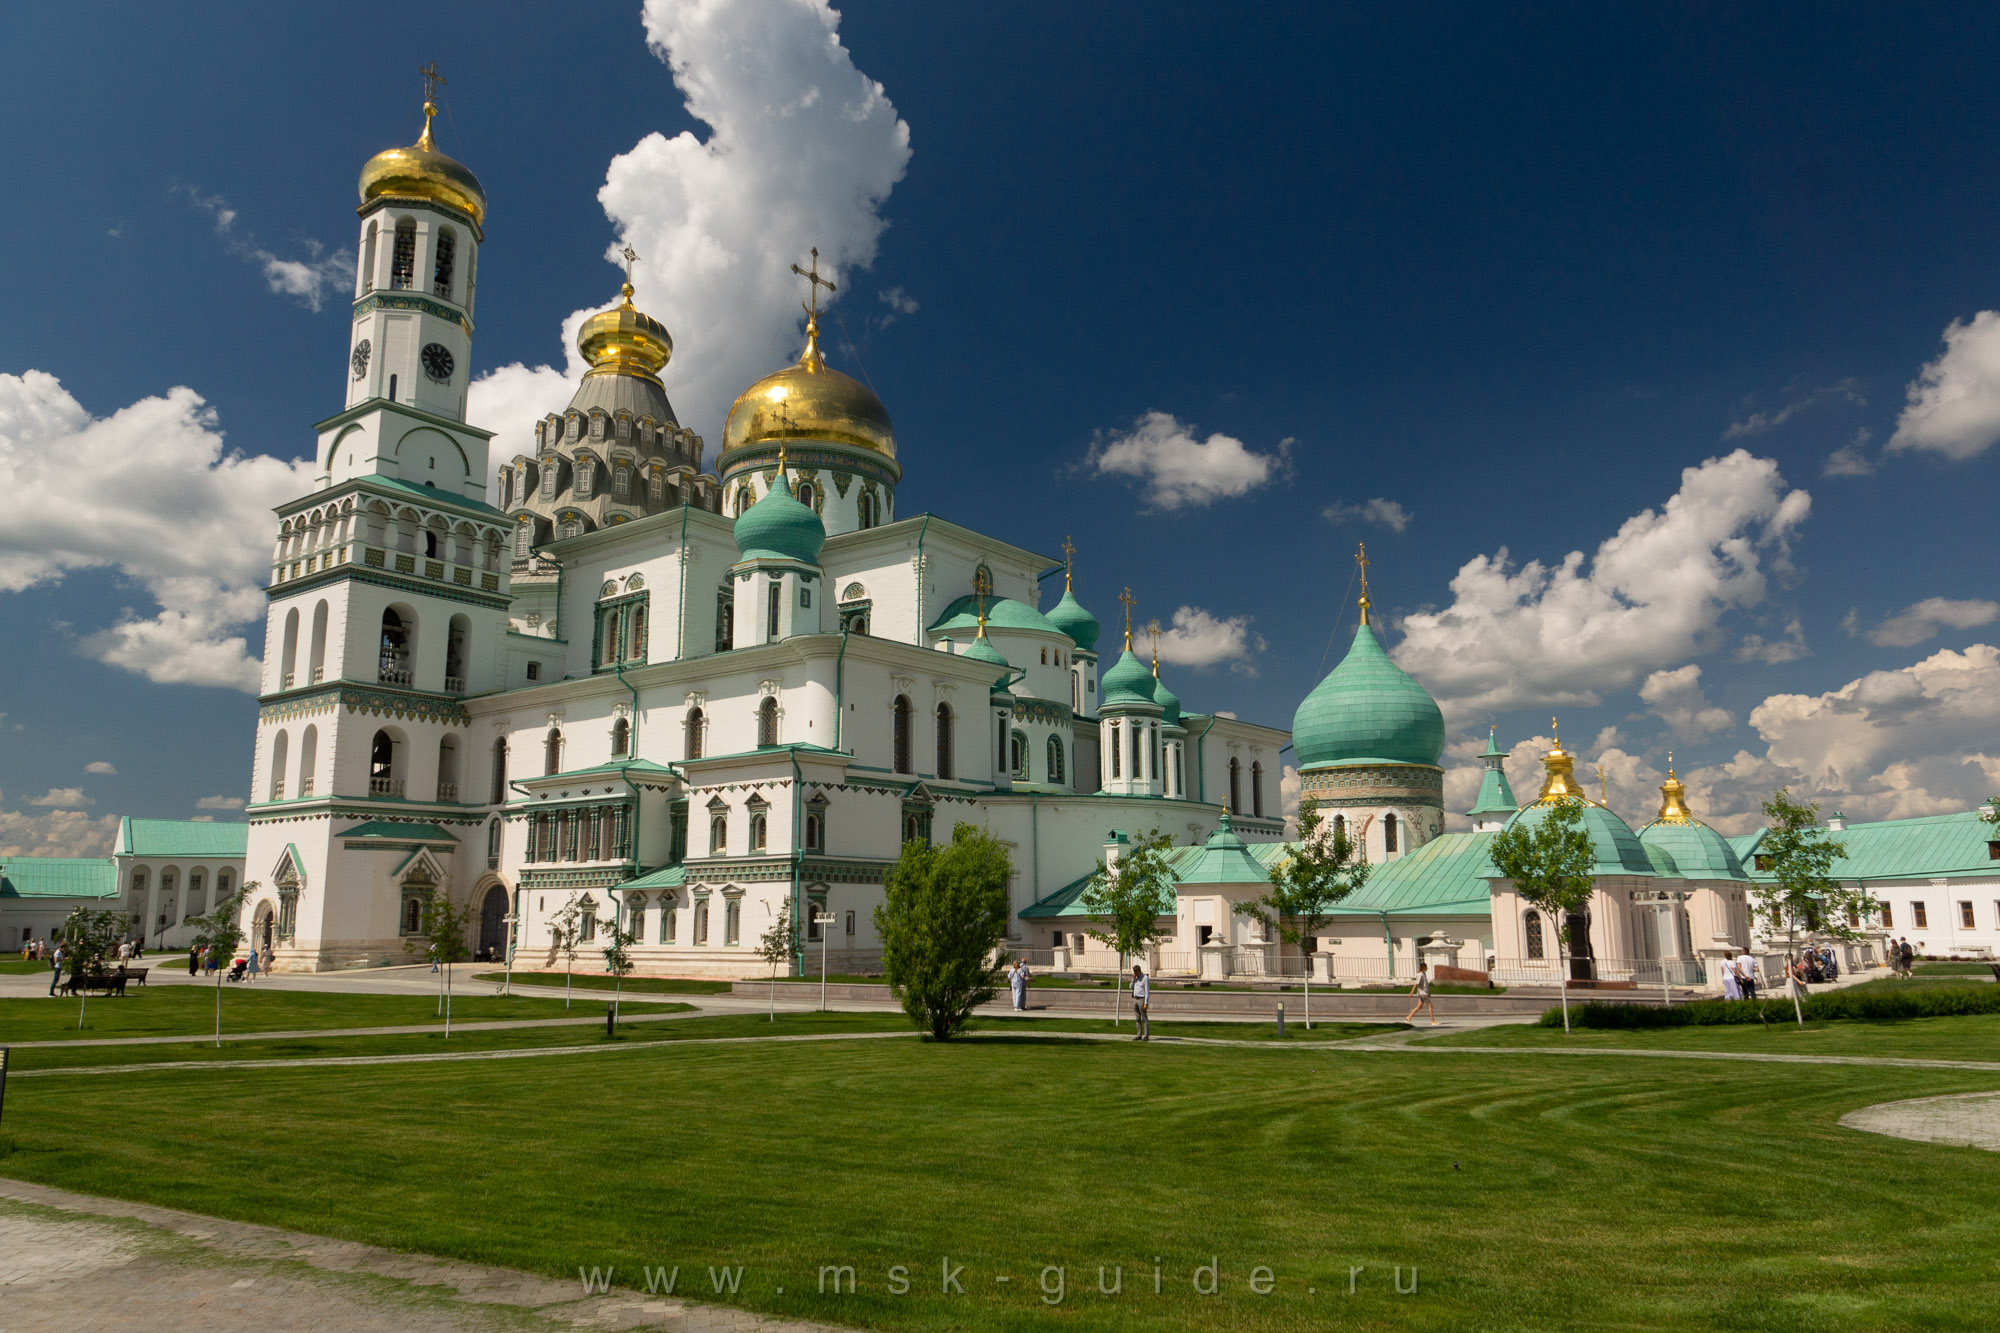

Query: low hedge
[{"left": 1539, "top": 984, "right": 2000, "bottom": 1029}]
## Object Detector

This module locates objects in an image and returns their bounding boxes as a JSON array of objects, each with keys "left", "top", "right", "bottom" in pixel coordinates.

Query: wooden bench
[{"left": 57, "top": 968, "right": 147, "bottom": 996}]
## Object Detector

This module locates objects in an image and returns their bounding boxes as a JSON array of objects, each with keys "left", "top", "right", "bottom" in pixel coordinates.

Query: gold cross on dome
[
  {"left": 1118, "top": 586, "right": 1137, "bottom": 648},
  {"left": 419, "top": 61, "right": 447, "bottom": 105},
  {"left": 619, "top": 244, "right": 640, "bottom": 286},
  {"left": 791, "top": 248, "right": 837, "bottom": 319},
  {"left": 1061, "top": 534, "right": 1076, "bottom": 591},
  {"left": 1148, "top": 617, "right": 1161, "bottom": 671}
]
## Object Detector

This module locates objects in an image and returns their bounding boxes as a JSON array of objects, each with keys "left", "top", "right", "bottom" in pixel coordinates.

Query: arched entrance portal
[
  {"left": 479, "top": 884, "right": 509, "bottom": 960},
  {"left": 254, "top": 902, "right": 276, "bottom": 961}
]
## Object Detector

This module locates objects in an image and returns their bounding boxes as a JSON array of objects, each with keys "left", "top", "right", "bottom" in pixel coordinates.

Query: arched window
[
  {"left": 490, "top": 738, "right": 508, "bottom": 804},
  {"left": 892, "top": 695, "right": 913, "bottom": 774},
  {"left": 627, "top": 605, "right": 646, "bottom": 662},
  {"left": 297, "top": 724, "right": 318, "bottom": 798},
  {"left": 217, "top": 868, "right": 233, "bottom": 901},
  {"left": 279, "top": 607, "right": 300, "bottom": 688},
  {"left": 1228, "top": 758, "right": 1242, "bottom": 813},
  {"left": 614, "top": 466, "right": 630, "bottom": 499},
  {"left": 805, "top": 812, "right": 822, "bottom": 851},
  {"left": 486, "top": 819, "right": 501, "bottom": 868},
  {"left": 724, "top": 897, "right": 741, "bottom": 946},
  {"left": 610, "top": 717, "right": 630, "bottom": 757},
  {"left": 445, "top": 614, "right": 469, "bottom": 693},
  {"left": 368, "top": 729, "right": 399, "bottom": 797},
  {"left": 766, "top": 582, "right": 782, "bottom": 638},
  {"left": 379, "top": 608, "right": 412, "bottom": 685},
  {"left": 1010, "top": 730, "right": 1026, "bottom": 777},
  {"left": 432, "top": 228, "right": 456, "bottom": 299},
  {"left": 903, "top": 813, "right": 920, "bottom": 843},
  {"left": 543, "top": 727, "right": 563, "bottom": 776},
  {"left": 1251, "top": 762, "right": 1264, "bottom": 818},
  {"left": 685, "top": 707, "right": 705, "bottom": 761},
  {"left": 694, "top": 898, "right": 710, "bottom": 944},
  {"left": 435, "top": 735, "right": 460, "bottom": 802},
  {"left": 1525, "top": 911, "right": 1545, "bottom": 960},
  {"left": 575, "top": 458, "right": 593, "bottom": 500},
  {"left": 750, "top": 813, "right": 768, "bottom": 851},
  {"left": 935, "top": 703, "right": 955, "bottom": 780},
  {"left": 857, "top": 491, "right": 877, "bottom": 529},
  {"left": 734, "top": 486, "right": 754, "bottom": 517},
  {"left": 269, "top": 730, "right": 289, "bottom": 801},
  {"left": 541, "top": 460, "right": 558, "bottom": 499},
  {"left": 1109, "top": 721, "right": 1121, "bottom": 779},
  {"left": 359, "top": 220, "right": 377, "bottom": 295},
  {"left": 715, "top": 585, "right": 734, "bottom": 651},
  {"left": 649, "top": 473, "right": 665, "bottom": 504},
  {"left": 1332, "top": 813, "right": 1347, "bottom": 845},
  {"left": 186, "top": 870, "right": 206, "bottom": 918},
  {"left": 308, "top": 600, "right": 329, "bottom": 683},
  {"left": 515, "top": 519, "right": 532, "bottom": 559},
  {"left": 797, "top": 480, "right": 816, "bottom": 509},
  {"left": 757, "top": 697, "right": 779, "bottom": 748},
  {"left": 1383, "top": 811, "right": 1398, "bottom": 854},
  {"left": 710, "top": 813, "right": 727, "bottom": 853},
  {"left": 1047, "top": 736, "right": 1065, "bottom": 785},
  {"left": 390, "top": 218, "right": 416, "bottom": 290}
]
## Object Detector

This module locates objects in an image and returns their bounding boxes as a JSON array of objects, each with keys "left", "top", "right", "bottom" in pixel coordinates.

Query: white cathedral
[{"left": 241, "top": 94, "right": 1290, "bottom": 974}]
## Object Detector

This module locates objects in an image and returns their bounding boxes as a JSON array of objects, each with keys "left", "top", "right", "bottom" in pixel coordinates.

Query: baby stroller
[{"left": 227, "top": 956, "right": 248, "bottom": 982}]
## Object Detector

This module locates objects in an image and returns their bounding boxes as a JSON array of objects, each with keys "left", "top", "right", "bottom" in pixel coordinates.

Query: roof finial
[
  {"left": 1148, "top": 617, "right": 1161, "bottom": 676},
  {"left": 1597, "top": 762, "right": 1609, "bottom": 807},
  {"left": 1061, "top": 534, "right": 1076, "bottom": 593},
  {"left": 617, "top": 243, "right": 640, "bottom": 302},
  {"left": 1119, "top": 586, "right": 1137, "bottom": 651},
  {"left": 1551, "top": 716, "right": 1561, "bottom": 750},
  {"left": 790, "top": 247, "right": 836, "bottom": 370},
  {"left": 417, "top": 61, "right": 446, "bottom": 149},
  {"left": 1355, "top": 542, "right": 1371, "bottom": 626},
  {"left": 1666, "top": 749, "right": 1676, "bottom": 780},
  {"left": 972, "top": 567, "right": 993, "bottom": 639}
]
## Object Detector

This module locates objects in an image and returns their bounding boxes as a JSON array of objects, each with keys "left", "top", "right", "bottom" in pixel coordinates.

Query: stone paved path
[
  {"left": 0, "top": 1179, "right": 856, "bottom": 1333},
  {"left": 1841, "top": 1091, "right": 2000, "bottom": 1151}
]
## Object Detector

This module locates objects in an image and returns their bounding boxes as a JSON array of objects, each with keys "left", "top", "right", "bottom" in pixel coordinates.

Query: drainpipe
[
  {"left": 789, "top": 748, "right": 806, "bottom": 977},
  {"left": 1192, "top": 714, "right": 1219, "bottom": 805},
  {"left": 674, "top": 502, "right": 691, "bottom": 661},
  {"left": 1381, "top": 910, "right": 1395, "bottom": 976},
  {"left": 833, "top": 627, "right": 851, "bottom": 753},
  {"left": 913, "top": 514, "right": 932, "bottom": 641}
]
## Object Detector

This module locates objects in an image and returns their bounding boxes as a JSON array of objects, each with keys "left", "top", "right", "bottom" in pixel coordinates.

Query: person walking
[
  {"left": 1721, "top": 960, "right": 1741, "bottom": 1001},
  {"left": 1404, "top": 961, "right": 1440, "bottom": 1026},
  {"left": 1008, "top": 958, "right": 1028, "bottom": 1011},
  {"left": 1735, "top": 948, "right": 1758, "bottom": 1001},
  {"left": 247, "top": 946, "right": 261, "bottom": 983},
  {"left": 1897, "top": 937, "right": 1915, "bottom": 978},
  {"left": 1130, "top": 963, "right": 1151, "bottom": 1041},
  {"left": 188, "top": 944, "right": 199, "bottom": 977},
  {"left": 47, "top": 944, "right": 65, "bottom": 996}
]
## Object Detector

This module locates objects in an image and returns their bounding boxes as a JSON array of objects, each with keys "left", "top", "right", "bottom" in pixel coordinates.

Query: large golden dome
[
  {"left": 578, "top": 284, "right": 672, "bottom": 380},
  {"left": 359, "top": 102, "right": 487, "bottom": 227},
  {"left": 722, "top": 317, "right": 894, "bottom": 460}
]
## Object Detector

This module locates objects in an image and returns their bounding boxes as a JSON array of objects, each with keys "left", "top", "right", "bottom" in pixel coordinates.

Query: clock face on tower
[
  {"left": 351, "top": 340, "right": 370, "bottom": 379},
  {"left": 420, "top": 343, "right": 455, "bottom": 383}
]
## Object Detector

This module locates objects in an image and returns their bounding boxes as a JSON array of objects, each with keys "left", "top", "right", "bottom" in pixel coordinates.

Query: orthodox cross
[
  {"left": 420, "top": 61, "right": 446, "bottom": 105},
  {"left": 619, "top": 243, "right": 640, "bottom": 287},
  {"left": 791, "top": 247, "right": 837, "bottom": 319},
  {"left": 1667, "top": 750, "right": 1675, "bottom": 779},
  {"left": 1355, "top": 542, "right": 1371, "bottom": 623},
  {"left": 1061, "top": 534, "right": 1076, "bottom": 591},
  {"left": 1597, "top": 764, "right": 1609, "bottom": 806},
  {"left": 972, "top": 567, "right": 993, "bottom": 632},
  {"left": 1119, "top": 587, "right": 1137, "bottom": 648},
  {"left": 1148, "top": 617, "right": 1162, "bottom": 671},
  {"left": 1551, "top": 716, "right": 1561, "bottom": 748}
]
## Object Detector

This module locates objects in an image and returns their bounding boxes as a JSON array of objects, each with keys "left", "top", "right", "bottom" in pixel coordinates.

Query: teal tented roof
[
  {"left": 1176, "top": 818, "right": 1273, "bottom": 886},
  {"left": 1737, "top": 810, "right": 2000, "bottom": 883},
  {"left": 0, "top": 858, "right": 118, "bottom": 899},
  {"left": 337, "top": 822, "right": 459, "bottom": 843},
  {"left": 116, "top": 819, "right": 249, "bottom": 858},
  {"left": 620, "top": 864, "right": 689, "bottom": 891}
]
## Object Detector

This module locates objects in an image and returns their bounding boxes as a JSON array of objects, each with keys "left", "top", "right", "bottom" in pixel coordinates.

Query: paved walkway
[
  {"left": 1841, "top": 1091, "right": 2000, "bottom": 1152},
  {"left": 0, "top": 1178, "right": 856, "bottom": 1333}
]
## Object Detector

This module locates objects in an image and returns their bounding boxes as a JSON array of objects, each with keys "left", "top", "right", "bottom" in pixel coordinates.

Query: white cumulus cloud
[
  {"left": 1321, "top": 497, "right": 1413, "bottom": 532},
  {"left": 27, "top": 787, "right": 89, "bottom": 808},
  {"left": 1888, "top": 310, "right": 2000, "bottom": 461},
  {"left": 1392, "top": 449, "right": 1810, "bottom": 717},
  {"left": 1639, "top": 663, "right": 1735, "bottom": 740},
  {"left": 1822, "top": 428, "right": 1875, "bottom": 478},
  {"left": 1155, "top": 606, "right": 1267, "bottom": 674},
  {"left": 1084, "top": 411, "right": 1291, "bottom": 511},
  {"left": 1858, "top": 597, "right": 2000, "bottom": 649},
  {"left": 470, "top": 0, "right": 913, "bottom": 463},
  {"left": 0, "top": 807, "right": 120, "bottom": 858},
  {"left": 178, "top": 186, "right": 352, "bottom": 314},
  {"left": 84, "top": 761, "right": 116, "bottom": 775},
  {"left": 0, "top": 370, "right": 313, "bottom": 691}
]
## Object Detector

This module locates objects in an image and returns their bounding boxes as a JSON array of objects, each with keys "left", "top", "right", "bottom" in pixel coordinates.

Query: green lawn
[
  {"left": 1916, "top": 962, "right": 2000, "bottom": 976},
  {"left": 5, "top": 1022, "right": 1999, "bottom": 1331},
  {"left": 473, "top": 971, "right": 733, "bottom": 995},
  {"left": 0, "top": 958, "right": 56, "bottom": 975},
  {"left": 0, "top": 986, "right": 680, "bottom": 1043},
  {"left": 1424, "top": 1010, "right": 2000, "bottom": 1061},
  {"left": 1843, "top": 974, "right": 1995, "bottom": 993}
]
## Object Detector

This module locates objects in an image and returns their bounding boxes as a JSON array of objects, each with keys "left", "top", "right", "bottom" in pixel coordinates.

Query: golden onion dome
[
  {"left": 722, "top": 316, "right": 895, "bottom": 460},
  {"left": 577, "top": 284, "right": 672, "bottom": 381},
  {"left": 358, "top": 101, "right": 487, "bottom": 227}
]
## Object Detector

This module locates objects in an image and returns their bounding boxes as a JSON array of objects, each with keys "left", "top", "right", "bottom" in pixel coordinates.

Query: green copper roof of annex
[
  {"left": 116, "top": 818, "right": 250, "bottom": 858},
  {"left": 1731, "top": 808, "right": 2000, "bottom": 882},
  {"left": 1498, "top": 798, "right": 1656, "bottom": 877},
  {"left": 1293, "top": 622, "right": 1445, "bottom": 769},
  {"left": 732, "top": 469, "right": 825, "bottom": 565},
  {"left": 1044, "top": 588, "right": 1101, "bottom": 652},
  {"left": 0, "top": 857, "right": 118, "bottom": 899},
  {"left": 928, "top": 594, "right": 1065, "bottom": 639},
  {"left": 1101, "top": 645, "right": 1160, "bottom": 709}
]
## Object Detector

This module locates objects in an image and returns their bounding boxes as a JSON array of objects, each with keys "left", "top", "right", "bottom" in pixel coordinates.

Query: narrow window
[
  {"left": 935, "top": 703, "right": 955, "bottom": 780},
  {"left": 685, "top": 707, "right": 705, "bottom": 761},
  {"left": 716, "top": 586, "right": 735, "bottom": 651},
  {"left": 1047, "top": 736, "right": 1065, "bottom": 785},
  {"left": 1228, "top": 758, "right": 1241, "bottom": 813},
  {"left": 432, "top": 228, "right": 456, "bottom": 299},
  {"left": 610, "top": 717, "right": 630, "bottom": 757},
  {"left": 805, "top": 813, "right": 822, "bottom": 851},
  {"left": 649, "top": 473, "right": 664, "bottom": 503},
  {"left": 1525, "top": 911, "right": 1545, "bottom": 960},
  {"left": 767, "top": 582, "right": 781, "bottom": 638},
  {"left": 515, "top": 520, "right": 531, "bottom": 559},
  {"left": 758, "top": 697, "right": 778, "bottom": 748},
  {"left": 390, "top": 218, "right": 416, "bottom": 290},
  {"left": 710, "top": 814, "right": 727, "bottom": 853},
  {"left": 858, "top": 491, "right": 876, "bottom": 529},
  {"left": 544, "top": 726, "right": 563, "bottom": 776},
  {"left": 359, "top": 220, "right": 377, "bottom": 294},
  {"left": 1251, "top": 762, "right": 1264, "bottom": 818},
  {"left": 1913, "top": 902, "right": 1929, "bottom": 929},
  {"left": 724, "top": 898, "right": 741, "bottom": 946},
  {"left": 1110, "top": 722, "right": 1121, "bottom": 779},
  {"left": 1383, "top": 810, "right": 1398, "bottom": 853},
  {"left": 1961, "top": 901, "right": 1976, "bottom": 928},
  {"left": 892, "top": 695, "right": 913, "bottom": 774},
  {"left": 1332, "top": 813, "right": 1346, "bottom": 843},
  {"left": 750, "top": 813, "right": 768, "bottom": 851},
  {"left": 614, "top": 467, "right": 630, "bottom": 499},
  {"left": 628, "top": 605, "right": 646, "bottom": 662},
  {"left": 797, "top": 480, "right": 816, "bottom": 509}
]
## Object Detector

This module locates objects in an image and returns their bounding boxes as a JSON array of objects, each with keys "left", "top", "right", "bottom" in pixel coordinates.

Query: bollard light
[{"left": 1276, "top": 1003, "right": 1285, "bottom": 1038}]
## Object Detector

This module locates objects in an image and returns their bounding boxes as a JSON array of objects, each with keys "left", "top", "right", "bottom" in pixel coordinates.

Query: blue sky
[{"left": 8, "top": 0, "right": 2000, "bottom": 853}]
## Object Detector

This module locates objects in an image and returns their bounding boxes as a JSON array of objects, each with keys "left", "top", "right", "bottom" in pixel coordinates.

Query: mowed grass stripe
[{"left": 4, "top": 1034, "right": 1998, "bottom": 1331}]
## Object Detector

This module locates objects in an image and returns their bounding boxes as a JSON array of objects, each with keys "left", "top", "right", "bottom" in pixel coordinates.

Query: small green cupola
[
  {"left": 731, "top": 455, "right": 825, "bottom": 565},
  {"left": 1044, "top": 538, "right": 1101, "bottom": 651},
  {"left": 1102, "top": 645, "right": 1157, "bottom": 709},
  {"left": 1467, "top": 726, "right": 1519, "bottom": 829}
]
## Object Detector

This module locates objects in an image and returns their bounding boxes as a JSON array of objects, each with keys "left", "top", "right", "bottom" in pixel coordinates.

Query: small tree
[
  {"left": 184, "top": 888, "right": 248, "bottom": 1048},
  {"left": 1248, "top": 798, "right": 1371, "bottom": 1029},
  {"left": 876, "top": 822, "right": 1012, "bottom": 1040},
  {"left": 58, "top": 906, "right": 129, "bottom": 1030},
  {"left": 756, "top": 902, "right": 801, "bottom": 1021},
  {"left": 600, "top": 905, "right": 640, "bottom": 1028},
  {"left": 1754, "top": 788, "right": 1862, "bottom": 1026},
  {"left": 1488, "top": 798, "right": 1595, "bottom": 1033},
  {"left": 548, "top": 893, "right": 585, "bottom": 1008},
  {"left": 1080, "top": 829, "right": 1178, "bottom": 1028},
  {"left": 403, "top": 893, "right": 474, "bottom": 1036}
]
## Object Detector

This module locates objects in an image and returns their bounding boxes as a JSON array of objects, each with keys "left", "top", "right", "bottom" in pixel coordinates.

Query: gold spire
[
  {"left": 973, "top": 566, "right": 992, "bottom": 639},
  {"left": 1148, "top": 617, "right": 1161, "bottom": 676},
  {"left": 1119, "top": 587, "right": 1136, "bottom": 651},
  {"left": 1355, "top": 542, "right": 1372, "bottom": 626},
  {"left": 1061, "top": 535, "right": 1076, "bottom": 593},
  {"left": 789, "top": 248, "right": 837, "bottom": 373},
  {"left": 1534, "top": 719, "right": 1587, "bottom": 803},
  {"left": 1656, "top": 752, "right": 1695, "bottom": 824},
  {"left": 1597, "top": 763, "right": 1609, "bottom": 808},
  {"left": 417, "top": 61, "right": 445, "bottom": 150}
]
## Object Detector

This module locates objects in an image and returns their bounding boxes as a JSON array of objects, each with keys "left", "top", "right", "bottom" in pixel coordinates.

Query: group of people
[
  {"left": 1889, "top": 937, "right": 1919, "bottom": 977},
  {"left": 186, "top": 942, "right": 264, "bottom": 982},
  {"left": 1720, "top": 949, "right": 1764, "bottom": 1001}
]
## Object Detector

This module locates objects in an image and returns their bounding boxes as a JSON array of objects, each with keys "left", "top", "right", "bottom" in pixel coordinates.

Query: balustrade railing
[
  {"left": 368, "top": 776, "right": 405, "bottom": 798},
  {"left": 435, "top": 782, "right": 458, "bottom": 802}
]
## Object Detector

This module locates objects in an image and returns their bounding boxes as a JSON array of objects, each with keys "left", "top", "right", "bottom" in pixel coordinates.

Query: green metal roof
[
  {"left": 1100, "top": 647, "right": 1159, "bottom": 709},
  {"left": 117, "top": 818, "right": 250, "bottom": 858},
  {"left": 524, "top": 759, "right": 677, "bottom": 785},
  {"left": 1638, "top": 817, "right": 1748, "bottom": 880},
  {"left": 0, "top": 858, "right": 119, "bottom": 899},
  {"left": 364, "top": 475, "right": 508, "bottom": 518},
  {"left": 1466, "top": 764, "right": 1519, "bottom": 818},
  {"left": 619, "top": 864, "right": 689, "bottom": 891},
  {"left": 1735, "top": 809, "right": 2000, "bottom": 882},
  {"left": 1151, "top": 671, "right": 1182, "bottom": 726},
  {"left": 1498, "top": 800, "right": 1656, "bottom": 877},
  {"left": 337, "top": 821, "right": 459, "bottom": 843},
  {"left": 928, "top": 594, "right": 1065, "bottom": 639},
  {"left": 1043, "top": 588, "right": 1100, "bottom": 651},
  {"left": 732, "top": 471, "right": 825, "bottom": 565},
  {"left": 1176, "top": 816, "right": 1272, "bottom": 886},
  {"left": 1292, "top": 622, "right": 1445, "bottom": 770}
]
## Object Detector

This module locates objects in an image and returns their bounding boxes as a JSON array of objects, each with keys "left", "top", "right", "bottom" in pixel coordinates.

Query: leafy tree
[
  {"left": 184, "top": 887, "right": 248, "bottom": 1048},
  {"left": 875, "top": 822, "right": 1012, "bottom": 1040},
  {"left": 403, "top": 892, "right": 474, "bottom": 1036},
  {"left": 600, "top": 907, "right": 641, "bottom": 1028},
  {"left": 1754, "top": 788, "right": 1863, "bottom": 1026},
  {"left": 57, "top": 906, "right": 129, "bottom": 1029},
  {"left": 1488, "top": 798, "right": 1596, "bottom": 1033},
  {"left": 1247, "top": 798, "right": 1371, "bottom": 1029},
  {"left": 1080, "top": 829, "right": 1178, "bottom": 1028},
  {"left": 548, "top": 893, "right": 586, "bottom": 1008},
  {"left": 756, "top": 902, "right": 801, "bottom": 1021}
]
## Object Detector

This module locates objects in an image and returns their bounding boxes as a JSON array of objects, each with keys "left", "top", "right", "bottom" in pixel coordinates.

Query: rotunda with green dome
[
  {"left": 1637, "top": 762, "right": 1748, "bottom": 881},
  {"left": 1291, "top": 551, "right": 1446, "bottom": 862},
  {"left": 725, "top": 450, "right": 827, "bottom": 648}
]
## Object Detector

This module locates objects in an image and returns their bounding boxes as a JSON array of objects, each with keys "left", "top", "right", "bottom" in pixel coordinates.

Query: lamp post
[
  {"left": 814, "top": 913, "right": 836, "bottom": 1012},
  {"left": 501, "top": 902, "right": 519, "bottom": 997}
]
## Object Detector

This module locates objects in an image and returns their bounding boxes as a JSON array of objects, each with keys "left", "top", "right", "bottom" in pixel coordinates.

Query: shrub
[{"left": 1539, "top": 984, "right": 2000, "bottom": 1029}]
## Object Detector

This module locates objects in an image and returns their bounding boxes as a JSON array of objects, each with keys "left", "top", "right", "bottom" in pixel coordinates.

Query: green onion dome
[
  {"left": 1101, "top": 645, "right": 1160, "bottom": 709},
  {"left": 1045, "top": 588, "right": 1101, "bottom": 652},
  {"left": 1151, "top": 669, "right": 1182, "bottom": 726},
  {"left": 961, "top": 632, "right": 1013, "bottom": 695},
  {"left": 928, "top": 595, "right": 1065, "bottom": 638},
  {"left": 732, "top": 470, "right": 824, "bottom": 564},
  {"left": 1497, "top": 744, "right": 1655, "bottom": 877},
  {"left": 1292, "top": 622, "right": 1445, "bottom": 769}
]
